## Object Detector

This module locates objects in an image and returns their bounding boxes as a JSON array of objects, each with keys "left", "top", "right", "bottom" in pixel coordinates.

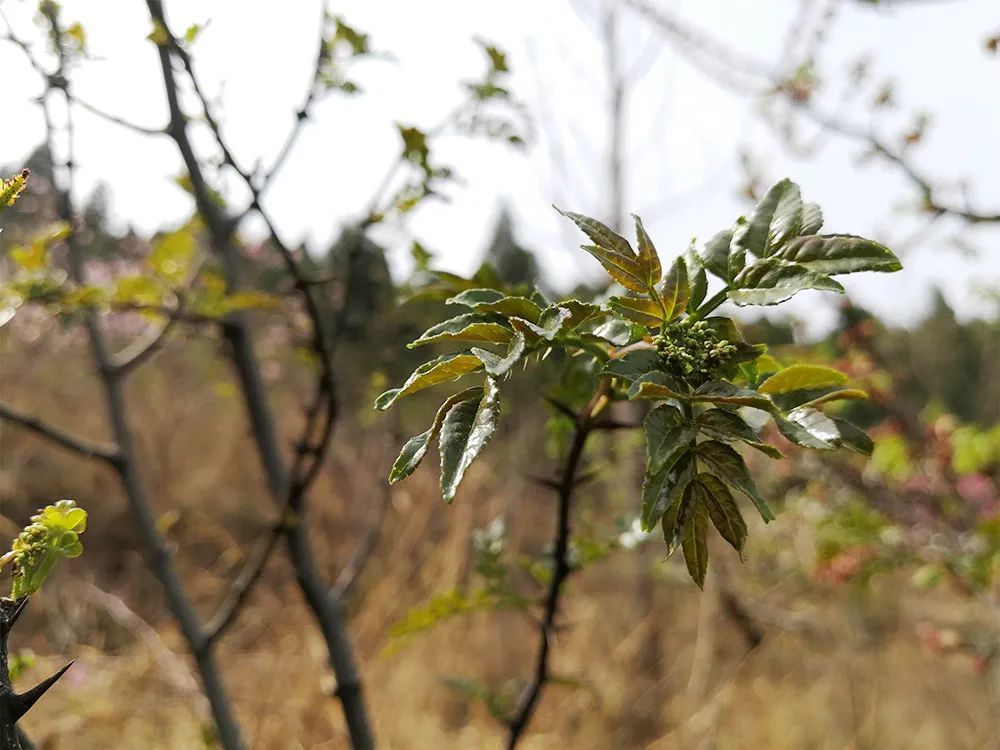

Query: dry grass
[{"left": 1, "top": 342, "right": 997, "bottom": 749}]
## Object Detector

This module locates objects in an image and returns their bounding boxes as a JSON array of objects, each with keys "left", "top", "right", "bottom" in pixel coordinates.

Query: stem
[
  {"left": 692, "top": 288, "right": 729, "bottom": 320},
  {"left": 506, "top": 386, "right": 606, "bottom": 747}
]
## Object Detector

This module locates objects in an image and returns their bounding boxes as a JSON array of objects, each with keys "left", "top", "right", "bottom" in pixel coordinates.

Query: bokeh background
[{"left": 1, "top": 1, "right": 998, "bottom": 748}]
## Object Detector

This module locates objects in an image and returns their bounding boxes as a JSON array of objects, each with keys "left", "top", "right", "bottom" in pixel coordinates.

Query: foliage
[
  {"left": 0, "top": 500, "right": 88, "bottom": 599},
  {"left": 376, "top": 179, "right": 901, "bottom": 586}
]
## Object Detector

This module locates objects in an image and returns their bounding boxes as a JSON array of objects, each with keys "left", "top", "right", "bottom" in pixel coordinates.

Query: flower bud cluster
[
  {"left": 653, "top": 319, "right": 737, "bottom": 386},
  {"left": 10, "top": 522, "right": 49, "bottom": 576}
]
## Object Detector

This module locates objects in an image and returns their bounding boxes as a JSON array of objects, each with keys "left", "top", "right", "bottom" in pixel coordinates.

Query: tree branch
[
  {"left": 0, "top": 403, "right": 119, "bottom": 464},
  {"left": 506, "top": 400, "right": 598, "bottom": 748}
]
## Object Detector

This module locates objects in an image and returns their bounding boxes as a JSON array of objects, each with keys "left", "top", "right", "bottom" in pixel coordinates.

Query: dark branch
[{"left": 0, "top": 403, "right": 119, "bottom": 464}]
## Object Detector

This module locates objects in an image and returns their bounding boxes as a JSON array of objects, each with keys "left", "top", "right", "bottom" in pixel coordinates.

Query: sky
[{"left": 1, "top": 0, "right": 998, "bottom": 337}]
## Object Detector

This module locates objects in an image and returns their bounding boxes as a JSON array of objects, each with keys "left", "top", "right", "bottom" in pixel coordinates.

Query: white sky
[{"left": 2, "top": 0, "right": 998, "bottom": 336}]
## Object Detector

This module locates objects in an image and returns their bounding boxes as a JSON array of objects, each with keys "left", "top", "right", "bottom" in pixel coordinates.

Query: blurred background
[{"left": 1, "top": 0, "right": 998, "bottom": 748}]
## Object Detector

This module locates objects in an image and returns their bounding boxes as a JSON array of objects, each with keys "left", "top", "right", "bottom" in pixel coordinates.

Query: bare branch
[
  {"left": 0, "top": 402, "right": 119, "bottom": 463},
  {"left": 72, "top": 95, "right": 166, "bottom": 136}
]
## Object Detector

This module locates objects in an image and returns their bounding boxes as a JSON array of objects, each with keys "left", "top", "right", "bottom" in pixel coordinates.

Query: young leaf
[
  {"left": 447, "top": 289, "right": 544, "bottom": 323},
  {"left": 682, "top": 498, "right": 710, "bottom": 588},
  {"left": 800, "top": 202, "right": 823, "bottom": 235},
  {"left": 830, "top": 417, "right": 875, "bottom": 455},
  {"left": 736, "top": 178, "right": 803, "bottom": 257},
  {"left": 601, "top": 349, "right": 662, "bottom": 383},
  {"left": 628, "top": 371, "right": 685, "bottom": 401},
  {"left": 693, "top": 381, "right": 775, "bottom": 411},
  {"left": 409, "top": 313, "right": 513, "bottom": 348},
  {"left": 510, "top": 305, "right": 572, "bottom": 341},
  {"left": 644, "top": 405, "right": 692, "bottom": 475},
  {"left": 729, "top": 258, "right": 844, "bottom": 306},
  {"left": 685, "top": 243, "right": 708, "bottom": 311},
  {"left": 375, "top": 353, "right": 484, "bottom": 410},
  {"left": 439, "top": 378, "right": 501, "bottom": 502},
  {"left": 697, "top": 474, "right": 748, "bottom": 556},
  {"left": 556, "top": 208, "right": 634, "bottom": 259},
  {"left": 389, "top": 387, "right": 483, "bottom": 483},
  {"left": 642, "top": 452, "right": 695, "bottom": 532},
  {"left": 471, "top": 332, "right": 527, "bottom": 377},
  {"left": 632, "top": 214, "right": 663, "bottom": 287},
  {"left": 696, "top": 441, "right": 775, "bottom": 521},
  {"left": 560, "top": 299, "right": 603, "bottom": 329},
  {"left": 758, "top": 364, "right": 848, "bottom": 395},
  {"left": 655, "top": 460, "right": 697, "bottom": 543},
  {"left": 701, "top": 229, "right": 733, "bottom": 280},
  {"left": 772, "top": 235, "right": 902, "bottom": 275},
  {"left": 658, "top": 256, "right": 690, "bottom": 322},
  {"left": 695, "top": 409, "right": 782, "bottom": 458},
  {"left": 608, "top": 296, "right": 664, "bottom": 327},
  {"left": 579, "top": 244, "right": 647, "bottom": 292}
]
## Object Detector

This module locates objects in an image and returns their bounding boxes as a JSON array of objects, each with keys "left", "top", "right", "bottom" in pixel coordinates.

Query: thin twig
[{"left": 0, "top": 403, "right": 119, "bottom": 464}]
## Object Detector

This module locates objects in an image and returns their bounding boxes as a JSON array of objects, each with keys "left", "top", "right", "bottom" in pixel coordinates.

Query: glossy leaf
[
  {"left": 695, "top": 409, "right": 782, "bottom": 458},
  {"left": 701, "top": 229, "right": 732, "bottom": 280},
  {"left": 632, "top": 214, "right": 662, "bottom": 287},
  {"left": 644, "top": 405, "right": 692, "bottom": 475},
  {"left": 628, "top": 371, "right": 685, "bottom": 401},
  {"left": 659, "top": 256, "right": 690, "bottom": 322},
  {"left": 737, "top": 178, "right": 802, "bottom": 257},
  {"left": 685, "top": 243, "right": 708, "bottom": 311},
  {"left": 556, "top": 207, "right": 634, "bottom": 259},
  {"left": 693, "top": 381, "right": 775, "bottom": 411},
  {"left": 697, "top": 440, "right": 775, "bottom": 521},
  {"left": 697, "top": 473, "right": 747, "bottom": 556},
  {"left": 650, "top": 455, "right": 696, "bottom": 538},
  {"left": 772, "top": 234, "right": 902, "bottom": 275},
  {"left": 729, "top": 258, "right": 843, "bottom": 306},
  {"left": 375, "top": 353, "right": 484, "bottom": 410},
  {"left": 510, "top": 305, "right": 572, "bottom": 341},
  {"left": 758, "top": 364, "right": 848, "bottom": 395},
  {"left": 409, "top": 313, "right": 513, "bottom": 348},
  {"left": 447, "top": 289, "right": 543, "bottom": 323},
  {"left": 439, "top": 378, "right": 501, "bottom": 502},
  {"left": 682, "top": 498, "right": 710, "bottom": 588},
  {"left": 602, "top": 349, "right": 661, "bottom": 382},
  {"left": 800, "top": 202, "right": 823, "bottom": 234},
  {"left": 608, "top": 295, "right": 664, "bottom": 327},
  {"left": 580, "top": 244, "right": 647, "bottom": 292},
  {"left": 471, "top": 331, "right": 527, "bottom": 377},
  {"left": 389, "top": 388, "right": 483, "bottom": 483}
]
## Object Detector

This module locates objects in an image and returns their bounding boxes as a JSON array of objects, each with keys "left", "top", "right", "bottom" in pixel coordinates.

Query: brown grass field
[{"left": 2, "top": 341, "right": 998, "bottom": 749}]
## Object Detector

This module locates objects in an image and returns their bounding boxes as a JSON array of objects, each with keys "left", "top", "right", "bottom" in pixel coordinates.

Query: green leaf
[
  {"left": 628, "top": 371, "right": 686, "bottom": 401},
  {"left": 682, "top": 498, "right": 710, "bottom": 588},
  {"left": 556, "top": 207, "right": 634, "bottom": 259},
  {"left": 608, "top": 296, "right": 664, "bottom": 327},
  {"left": 389, "top": 387, "right": 483, "bottom": 483},
  {"left": 729, "top": 258, "right": 843, "bottom": 306},
  {"left": 736, "top": 178, "right": 803, "bottom": 257},
  {"left": 375, "top": 353, "right": 484, "bottom": 410},
  {"left": 510, "top": 305, "right": 572, "bottom": 341},
  {"left": 772, "top": 235, "right": 902, "bottom": 275},
  {"left": 775, "top": 407, "right": 838, "bottom": 450},
  {"left": 559, "top": 299, "right": 603, "bottom": 329},
  {"left": 697, "top": 474, "right": 747, "bottom": 556},
  {"left": 409, "top": 313, "right": 512, "bottom": 348},
  {"left": 693, "top": 381, "right": 775, "bottom": 411},
  {"left": 832, "top": 417, "right": 875, "bottom": 455},
  {"left": 661, "top": 482, "right": 694, "bottom": 558},
  {"left": 644, "top": 405, "right": 691, "bottom": 475},
  {"left": 601, "top": 349, "right": 661, "bottom": 382},
  {"left": 696, "top": 441, "right": 775, "bottom": 522},
  {"left": 439, "top": 378, "right": 501, "bottom": 503},
  {"left": 447, "top": 289, "right": 543, "bottom": 323},
  {"left": 580, "top": 244, "right": 647, "bottom": 293},
  {"left": 701, "top": 229, "right": 732, "bottom": 280},
  {"left": 728, "top": 218, "right": 748, "bottom": 281},
  {"left": 758, "top": 364, "right": 848, "bottom": 395},
  {"left": 658, "top": 256, "right": 690, "bottom": 322},
  {"left": 695, "top": 409, "right": 782, "bottom": 458},
  {"left": 591, "top": 319, "right": 633, "bottom": 345},
  {"left": 647, "top": 454, "right": 696, "bottom": 536},
  {"left": 471, "top": 331, "right": 527, "bottom": 377},
  {"left": 685, "top": 243, "right": 708, "bottom": 311},
  {"left": 800, "top": 202, "right": 823, "bottom": 235},
  {"left": 632, "top": 214, "right": 662, "bottom": 287}
]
